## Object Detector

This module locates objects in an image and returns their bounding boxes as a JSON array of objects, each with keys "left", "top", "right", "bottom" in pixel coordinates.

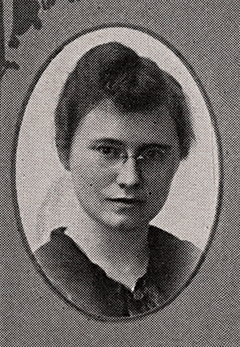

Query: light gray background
[{"left": 2, "top": 1, "right": 239, "bottom": 346}]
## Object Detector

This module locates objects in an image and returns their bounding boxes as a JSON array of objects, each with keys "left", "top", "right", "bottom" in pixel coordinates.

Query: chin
[{"left": 99, "top": 211, "right": 149, "bottom": 231}]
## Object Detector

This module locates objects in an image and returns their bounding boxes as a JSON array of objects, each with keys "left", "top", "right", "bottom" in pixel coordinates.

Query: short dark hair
[{"left": 55, "top": 42, "right": 194, "bottom": 167}]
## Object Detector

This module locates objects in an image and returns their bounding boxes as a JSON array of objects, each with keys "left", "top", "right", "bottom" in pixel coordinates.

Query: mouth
[{"left": 106, "top": 198, "right": 144, "bottom": 205}]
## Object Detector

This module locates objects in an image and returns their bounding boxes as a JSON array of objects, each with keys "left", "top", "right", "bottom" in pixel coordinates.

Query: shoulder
[
  {"left": 34, "top": 228, "right": 105, "bottom": 313},
  {"left": 34, "top": 227, "right": 90, "bottom": 278},
  {"left": 148, "top": 225, "right": 201, "bottom": 260},
  {"left": 148, "top": 225, "right": 202, "bottom": 296},
  {"left": 34, "top": 227, "right": 68, "bottom": 264}
]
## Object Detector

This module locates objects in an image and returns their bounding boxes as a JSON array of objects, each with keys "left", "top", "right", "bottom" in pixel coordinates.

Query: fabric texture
[{"left": 34, "top": 226, "right": 201, "bottom": 318}]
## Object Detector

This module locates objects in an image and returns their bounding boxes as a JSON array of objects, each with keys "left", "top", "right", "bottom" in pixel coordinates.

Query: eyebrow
[
  {"left": 89, "top": 138, "right": 172, "bottom": 151},
  {"left": 89, "top": 138, "right": 124, "bottom": 147}
]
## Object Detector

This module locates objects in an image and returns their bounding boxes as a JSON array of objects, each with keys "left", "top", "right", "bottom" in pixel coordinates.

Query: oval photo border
[{"left": 11, "top": 23, "right": 223, "bottom": 322}]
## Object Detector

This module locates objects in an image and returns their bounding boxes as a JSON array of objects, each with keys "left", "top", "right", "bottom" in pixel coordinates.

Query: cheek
[
  {"left": 71, "top": 164, "right": 114, "bottom": 197},
  {"left": 146, "top": 163, "right": 177, "bottom": 202}
]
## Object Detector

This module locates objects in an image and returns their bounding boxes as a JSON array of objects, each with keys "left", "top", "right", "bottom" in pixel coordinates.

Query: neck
[{"left": 65, "top": 207, "right": 150, "bottom": 290}]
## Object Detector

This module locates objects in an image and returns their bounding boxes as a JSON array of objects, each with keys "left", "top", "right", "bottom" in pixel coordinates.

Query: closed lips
[{"left": 107, "top": 198, "right": 143, "bottom": 203}]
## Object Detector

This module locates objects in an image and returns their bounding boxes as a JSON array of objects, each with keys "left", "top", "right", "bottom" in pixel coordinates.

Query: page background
[{"left": 2, "top": 1, "right": 238, "bottom": 346}]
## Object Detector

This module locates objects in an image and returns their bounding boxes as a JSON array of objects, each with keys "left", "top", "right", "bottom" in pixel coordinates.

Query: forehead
[{"left": 74, "top": 99, "right": 178, "bottom": 145}]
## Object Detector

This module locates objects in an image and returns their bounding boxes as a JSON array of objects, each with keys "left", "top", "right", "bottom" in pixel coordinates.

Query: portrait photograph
[
  {"left": 16, "top": 27, "right": 219, "bottom": 319},
  {"left": 2, "top": 1, "right": 238, "bottom": 346}
]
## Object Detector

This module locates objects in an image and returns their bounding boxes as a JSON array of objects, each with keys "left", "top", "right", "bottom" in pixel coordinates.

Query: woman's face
[{"left": 68, "top": 99, "right": 180, "bottom": 231}]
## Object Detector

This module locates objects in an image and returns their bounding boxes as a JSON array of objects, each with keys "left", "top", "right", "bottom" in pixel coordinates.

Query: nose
[{"left": 116, "top": 157, "right": 142, "bottom": 188}]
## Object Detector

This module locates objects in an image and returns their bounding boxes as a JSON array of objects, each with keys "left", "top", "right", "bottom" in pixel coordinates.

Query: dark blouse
[{"left": 34, "top": 226, "right": 201, "bottom": 318}]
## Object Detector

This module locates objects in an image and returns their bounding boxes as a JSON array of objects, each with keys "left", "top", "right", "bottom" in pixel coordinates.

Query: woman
[{"left": 35, "top": 42, "right": 201, "bottom": 318}]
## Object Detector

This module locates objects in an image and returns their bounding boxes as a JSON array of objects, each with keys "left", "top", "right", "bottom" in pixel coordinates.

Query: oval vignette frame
[{"left": 11, "top": 24, "right": 223, "bottom": 322}]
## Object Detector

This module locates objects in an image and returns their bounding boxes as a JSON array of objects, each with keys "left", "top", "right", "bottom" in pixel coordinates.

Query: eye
[
  {"left": 141, "top": 147, "right": 168, "bottom": 161},
  {"left": 95, "top": 145, "right": 120, "bottom": 157}
]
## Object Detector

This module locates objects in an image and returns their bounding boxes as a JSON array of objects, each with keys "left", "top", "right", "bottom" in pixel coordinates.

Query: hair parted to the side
[{"left": 55, "top": 41, "right": 195, "bottom": 168}]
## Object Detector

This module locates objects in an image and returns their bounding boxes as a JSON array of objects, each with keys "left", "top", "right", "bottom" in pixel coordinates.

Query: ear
[{"left": 58, "top": 150, "right": 71, "bottom": 171}]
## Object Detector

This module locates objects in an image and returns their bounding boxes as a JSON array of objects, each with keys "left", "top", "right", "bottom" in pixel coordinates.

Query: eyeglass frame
[{"left": 90, "top": 142, "right": 174, "bottom": 172}]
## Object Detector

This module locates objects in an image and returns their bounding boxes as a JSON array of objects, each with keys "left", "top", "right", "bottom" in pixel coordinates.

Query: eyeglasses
[{"left": 92, "top": 144, "right": 172, "bottom": 172}]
